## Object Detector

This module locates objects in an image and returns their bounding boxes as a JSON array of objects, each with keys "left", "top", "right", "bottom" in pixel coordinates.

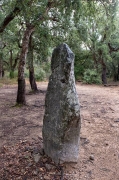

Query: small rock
[
  {"left": 44, "top": 175, "right": 50, "bottom": 180},
  {"left": 21, "top": 169, "right": 24, "bottom": 173},
  {"left": 42, "top": 157, "right": 48, "bottom": 163},
  {"left": 45, "top": 163, "right": 55, "bottom": 170},
  {"left": 17, "top": 177, "right": 21, "bottom": 180},
  {"left": 33, "top": 170, "right": 38, "bottom": 175},
  {"left": 33, "top": 147, "right": 40, "bottom": 154},
  {"left": 24, "top": 146, "right": 31, "bottom": 152},
  {"left": 87, "top": 170, "right": 92, "bottom": 175},
  {"left": 28, "top": 162, "right": 33, "bottom": 167},
  {"left": 39, "top": 148, "right": 45, "bottom": 155},
  {"left": 89, "top": 155, "right": 94, "bottom": 161},
  {"left": 39, "top": 167, "right": 45, "bottom": 172},
  {"left": 33, "top": 153, "right": 41, "bottom": 163}
]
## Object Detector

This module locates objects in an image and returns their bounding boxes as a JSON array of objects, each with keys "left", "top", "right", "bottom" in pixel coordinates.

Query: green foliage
[
  {"left": 35, "top": 68, "right": 46, "bottom": 81},
  {"left": 34, "top": 61, "right": 51, "bottom": 81},
  {"left": 83, "top": 69, "right": 101, "bottom": 84},
  {"left": 9, "top": 70, "right": 18, "bottom": 79},
  {"left": 9, "top": 70, "right": 14, "bottom": 79},
  {"left": 1, "top": 0, "right": 119, "bottom": 84},
  {"left": 74, "top": 52, "right": 93, "bottom": 80}
]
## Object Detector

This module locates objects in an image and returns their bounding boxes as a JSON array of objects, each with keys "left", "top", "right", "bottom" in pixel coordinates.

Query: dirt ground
[{"left": 0, "top": 81, "right": 119, "bottom": 180}]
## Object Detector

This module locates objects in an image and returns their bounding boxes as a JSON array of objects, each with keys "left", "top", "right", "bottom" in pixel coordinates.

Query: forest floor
[{"left": 0, "top": 81, "right": 119, "bottom": 180}]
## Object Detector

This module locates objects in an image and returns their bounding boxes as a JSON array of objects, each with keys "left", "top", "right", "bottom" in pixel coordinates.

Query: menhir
[{"left": 42, "top": 43, "right": 81, "bottom": 164}]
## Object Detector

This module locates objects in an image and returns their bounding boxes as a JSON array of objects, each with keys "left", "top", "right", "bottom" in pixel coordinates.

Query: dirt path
[
  {"left": 73, "top": 83, "right": 119, "bottom": 180},
  {"left": 0, "top": 82, "right": 119, "bottom": 180}
]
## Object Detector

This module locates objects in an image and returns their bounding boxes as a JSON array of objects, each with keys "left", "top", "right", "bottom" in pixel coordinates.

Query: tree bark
[
  {"left": 0, "top": 59, "right": 3, "bottom": 78},
  {"left": 102, "top": 62, "right": 107, "bottom": 85},
  {"left": 98, "top": 49, "right": 107, "bottom": 84},
  {"left": 29, "top": 69, "right": 38, "bottom": 91},
  {"left": 16, "top": 24, "right": 34, "bottom": 105},
  {"left": 0, "top": 52, "right": 3, "bottom": 78},
  {"left": 117, "top": 63, "right": 119, "bottom": 80},
  {"left": 2, "top": 69, "right": 4, "bottom": 77},
  {"left": 28, "top": 34, "right": 38, "bottom": 92},
  {"left": 112, "top": 63, "right": 118, "bottom": 81},
  {"left": 9, "top": 50, "right": 14, "bottom": 78},
  {"left": 9, "top": 50, "right": 19, "bottom": 78}
]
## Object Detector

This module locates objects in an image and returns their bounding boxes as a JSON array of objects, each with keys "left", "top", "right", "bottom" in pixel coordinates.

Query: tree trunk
[
  {"left": 17, "top": 79, "right": 26, "bottom": 104},
  {"left": 29, "top": 68, "right": 38, "bottom": 91},
  {"left": 112, "top": 64, "right": 118, "bottom": 82},
  {"left": 9, "top": 50, "right": 14, "bottom": 78},
  {"left": 117, "top": 63, "right": 119, "bottom": 81},
  {"left": 0, "top": 53, "right": 3, "bottom": 78},
  {"left": 0, "top": 60, "right": 3, "bottom": 78},
  {"left": 16, "top": 24, "right": 34, "bottom": 105},
  {"left": 28, "top": 34, "right": 38, "bottom": 92},
  {"left": 10, "top": 69, "right": 15, "bottom": 79},
  {"left": 98, "top": 49, "right": 107, "bottom": 85},
  {"left": 2, "top": 69, "right": 4, "bottom": 77},
  {"left": 9, "top": 51, "right": 19, "bottom": 79},
  {"left": 102, "top": 63, "right": 107, "bottom": 85}
]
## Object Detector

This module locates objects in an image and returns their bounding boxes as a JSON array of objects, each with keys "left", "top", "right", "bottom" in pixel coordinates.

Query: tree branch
[
  {"left": 0, "top": 1, "right": 21, "bottom": 33},
  {"left": 108, "top": 43, "right": 119, "bottom": 53},
  {"left": 3, "top": 60, "right": 9, "bottom": 66},
  {"left": 13, "top": 54, "right": 19, "bottom": 69}
]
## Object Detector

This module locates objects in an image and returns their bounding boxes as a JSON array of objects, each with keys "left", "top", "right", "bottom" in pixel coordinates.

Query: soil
[{"left": 0, "top": 81, "right": 119, "bottom": 180}]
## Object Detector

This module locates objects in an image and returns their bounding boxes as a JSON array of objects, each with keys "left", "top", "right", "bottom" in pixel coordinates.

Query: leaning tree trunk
[
  {"left": 0, "top": 53, "right": 3, "bottom": 78},
  {"left": 16, "top": 24, "right": 34, "bottom": 105},
  {"left": 28, "top": 34, "right": 38, "bottom": 92},
  {"left": 98, "top": 49, "right": 107, "bottom": 85},
  {"left": 102, "top": 62, "right": 107, "bottom": 85},
  {"left": 9, "top": 51, "right": 19, "bottom": 79},
  {"left": 0, "top": 0, "right": 20, "bottom": 33},
  {"left": 117, "top": 63, "right": 119, "bottom": 81},
  {"left": 112, "top": 63, "right": 118, "bottom": 82},
  {"left": 9, "top": 50, "right": 15, "bottom": 78},
  {"left": 0, "top": 60, "right": 3, "bottom": 78}
]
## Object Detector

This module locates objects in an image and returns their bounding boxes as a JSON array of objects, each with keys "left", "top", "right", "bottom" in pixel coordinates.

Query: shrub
[
  {"left": 83, "top": 69, "right": 102, "bottom": 84},
  {"left": 35, "top": 68, "right": 46, "bottom": 81}
]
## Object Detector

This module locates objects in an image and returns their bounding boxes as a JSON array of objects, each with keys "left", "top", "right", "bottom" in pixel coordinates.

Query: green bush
[
  {"left": 35, "top": 68, "right": 46, "bottom": 81},
  {"left": 24, "top": 68, "right": 46, "bottom": 81},
  {"left": 9, "top": 70, "right": 18, "bottom": 79},
  {"left": 83, "top": 69, "right": 102, "bottom": 84},
  {"left": 9, "top": 71, "right": 14, "bottom": 79},
  {"left": 74, "top": 65, "right": 84, "bottom": 80},
  {"left": 41, "top": 61, "right": 51, "bottom": 79}
]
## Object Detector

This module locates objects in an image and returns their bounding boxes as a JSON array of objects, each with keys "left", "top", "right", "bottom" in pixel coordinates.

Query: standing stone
[{"left": 42, "top": 43, "right": 81, "bottom": 164}]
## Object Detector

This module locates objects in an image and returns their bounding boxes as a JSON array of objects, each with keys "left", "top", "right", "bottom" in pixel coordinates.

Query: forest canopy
[{"left": 0, "top": 0, "right": 119, "bottom": 101}]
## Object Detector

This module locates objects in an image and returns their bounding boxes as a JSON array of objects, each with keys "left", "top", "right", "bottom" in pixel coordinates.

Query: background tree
[
  {"left": 0, "top": 0, "right": 119, "bottom": 104},
  {"left": 73, "top": 0, "right": 119, "bottom": 84}
]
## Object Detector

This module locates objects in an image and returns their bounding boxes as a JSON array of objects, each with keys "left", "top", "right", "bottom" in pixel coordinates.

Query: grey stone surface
[{"left": 42, "top": 43, "right": 81, "bottom": 164}]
